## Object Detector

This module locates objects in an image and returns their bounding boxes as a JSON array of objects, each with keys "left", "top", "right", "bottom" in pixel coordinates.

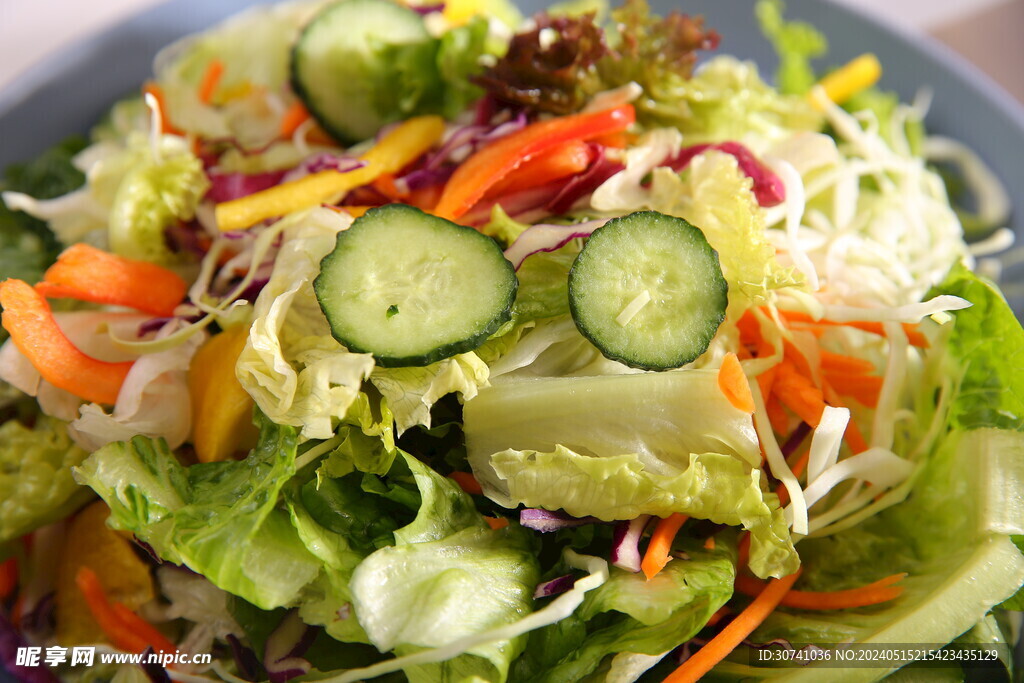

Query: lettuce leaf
[
  {"left": 74, "top": 411, "right": 322, "bottom": 610},
  {"left": 755, "top": 0, "right": 827, "bottom": 95},
  {"left": 236, "top": 209, "right": 375, "bottom": 440},
  {"left": 0, "top": 416, "right": 93, "bottom": 543},
  {"left": 511, "top": 537, "right": 735, "bottom": 682},
  {"left": 929, "top": 263, "right": 1024, "bottom": 432},
  {"left": 649, "top": 148, "right": 802, "bottom": 308}
]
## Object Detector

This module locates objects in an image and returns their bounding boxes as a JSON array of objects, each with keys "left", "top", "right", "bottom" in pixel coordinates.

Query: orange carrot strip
[
  {"left": 782, "top": 339, "right": 814, "bottom": 379},
  {"left": 0, "top": 279, "right": 133, "bottom": 405},
  {"left": 110, "top": 603, "right": 177, "bottom": 654},
  {"left": 198, "top": 59, "right": 225, "bottom": 105},
  {"left": 641, "top": 513, "right": 689, "bottom": 580},
  {"left": 704, "top": 536, "right": 717, "bottom": 551},
  {"left": 371, "top": 173, "right": 410, "bottom": 201},
  {"left": 778, "top": 310, "right": 928, "bottom": 348},
  {"left": 76, "top": 567, "right": 153, "bottom": 653},
  {"left": 819, "top": 350, "right": 875, "bottom": 375},
  {"left": 734, "top": 572, "right": 905, "bottom": 610},
  {"left": 448, "top": 471, "right": 483, "bottom": 495},
  {"left": 35, "top": 243, "right": 187, "bottom": 317},
  {"left": 280, "top": 101, "right": 312, "bottom": 139},
  {"left": 486, "top": 139, "right": 595, "bottom": 197},
  {"left": 484, "top": 516, "right": 510, "bottom": 530},
  {"left": 772, "top": 360, "right": 826, "bottom": 428},
  {"left": 666, "top": 569, "right": 802, "bottom": 683},
  {"left": 765, "top": 394, "right": 791, "bottom": 436},
  {"left": 823, "top": 371, "right": 884, "bottom": 408},
  {"left": 142, "top": 82, "right": 182, "bottom": 136},
  {"left": 0, "top": 558, "right": 17, "bottom": 600},
  {"left": 718, "top": 353, "right": 755, "bottom": 414}
]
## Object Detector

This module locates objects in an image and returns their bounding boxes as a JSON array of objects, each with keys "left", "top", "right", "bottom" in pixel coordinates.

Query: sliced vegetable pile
[{"left": 0, "top": 0, "right": 1022, "bottom": 681}]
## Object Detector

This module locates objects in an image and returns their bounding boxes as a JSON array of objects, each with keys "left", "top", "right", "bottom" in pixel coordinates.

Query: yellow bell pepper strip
[
  {"left": 0, "top": 279, "right": 134, "bottom": 405},
  {"left": 56, "top": 501, "right": 156, "bottom": 646},
  {"left": 811, "top": 53, "right": 882, "bottom": 107},
  {"left": 35, "top": 243, "right": 188, "bottom": 317},
  {"left": 188, "top": 324, "right": 259, "bottom": 462},
  {"left": 215, "top": 115, "right": 446, "bottom": 231},
  {"left": 433, "top": 104, "right": 636, "bottom": 221}
]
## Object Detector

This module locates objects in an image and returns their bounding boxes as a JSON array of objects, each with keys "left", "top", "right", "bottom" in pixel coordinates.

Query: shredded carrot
[
  {"left": 484, "top": 516, "right": 510, "bottom": 530},
  {"left": 198, "top": 59, "right": 225, "bottom": 105},
  {"left": 110, "top": 603, "right": 177, "bottom": 653},
  {"left": 641, "top": 513, "right": 689, "bottom": 580},
  {"left": 772, "top": 360, "right": 826, "bottom": 428},
  {"left": 666, "top": 569, "right": 802, "bottom": 682},
  {"left": 0, "top": 279, "right": 133, "bottom": 405},
  {"left": 0, "top": 558, "right": 17, "bottom": 600},
  {"left": 75, "top": 567, "right": 156, "bottom": 654},
  {"left": 778, "top": 310, "right": 928, "bottom": 348},
  {"left": 823, "top": 371, "right": 884, "bottom": 408},
  {"left": 280, "top": 101, "right": 312, "bottom": 139},
  {"left": 448, "top": 471, "right": 483, "bottom": 495},
  {"left": 141, "top": 82, "right": 182, "bottom": 136},
  {"left": 819, "top": 350, "right": 875, "bottom": 375},
  {"left": 703, "top": 536, "right": 716, "bottom": 551},
  {"left": 371, "top": 173, "right": 410, "bottom": 201},
  {"left": 718, "top": 353, "right": 755, "bottom": 414},
  {"left": 734, "top": 572, "right": 905, "bottom": 610},
  {"left": 781, "top": 339, "right": 814, "bottom": 379},
  {"left": 35, "top": 243, "right": 188, "bottom": 317}
]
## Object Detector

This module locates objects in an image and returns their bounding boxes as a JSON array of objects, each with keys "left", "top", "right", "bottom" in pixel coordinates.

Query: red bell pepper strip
[
  {"left": 486, "top": 139, "right": 596, "bottom": 197},
  {"left": 0, "top": 279, "right": 133, "bottom": 405},
  {"left": 35, "top": 243, "right": 187, "bottom": 317},
  {"left": 433, "top": 105, "right": 635, "bottom": 221}
]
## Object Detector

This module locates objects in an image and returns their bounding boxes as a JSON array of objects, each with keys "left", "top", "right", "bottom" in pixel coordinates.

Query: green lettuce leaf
[
  {"left": 755, "top": 0, "right": 827, "bottom": 95},
  {"left": 0, "top": 416, "right": 93, "bottom": 543},
  {"left": 649, "top": 148, "right": 802, "bottom": 308},
  {"left": 351, "top": 524, "right": 539, "bottom": 682},
  {"left": 511, "top": 537, "right": 735, "bottom": 682},
  {"left": 929, "top": 262, "right": 1024, "bottom": 432},
  {"left": 75, "top": 411, "right": 322, "bottom": 610},
  {"left": 107, "top": 134, "right": 209, "bottom": 263},
  {"left": 236, "top": 209, "right": 376, "bottom": 441}
]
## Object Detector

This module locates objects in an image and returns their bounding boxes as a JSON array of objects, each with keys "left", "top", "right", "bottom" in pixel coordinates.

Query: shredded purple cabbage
[
  {"left": 546, "top": 144, "right": 624, "bottom": 215},
  {"left": 264, "top": 610, "right": 316, "bottom": 683},
  {"left": 781, "top": 421, "right": 812, "bottom": 458},
  {"left": 503, "top": 218, "right": 609, "bottom": 269},
  {"left": 533, "top": 574, "right": 576, "bottom": 599},
  {"left": 0, "top": 611, "right": 59, "bottom": 683},
  {"left": 206, "top": 170, "right": 286, "bottom": 203},
  {"left": 610, "top": 515, "right": 651, "bottom": 573},
  {"left": 227, "top": 633, "right": 263, "bottom": 682},
  {"left": 519, "top": 508, "right": 602, "bottom": 533},
  {"left": 139, "top": 647, "right": 172, "bottom": 683},
  {"left": 668, "top": 142, "right": 785, "bottom": 207}
]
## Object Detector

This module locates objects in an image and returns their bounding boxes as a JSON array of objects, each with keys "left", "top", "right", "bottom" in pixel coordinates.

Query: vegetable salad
[{"left": 1, "top": 0, "right": 1023, "bottom": 681}]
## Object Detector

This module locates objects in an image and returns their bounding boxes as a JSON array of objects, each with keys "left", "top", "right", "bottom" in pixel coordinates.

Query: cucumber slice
[
  {"left": 314, "top": 204, "right": 517, "bottom": 367},
  {"left": 290, "top": 0, "right": 435, "bottom": 144},
  {"left": 568, "top": 211, "right": 728, "bottom": 371}
]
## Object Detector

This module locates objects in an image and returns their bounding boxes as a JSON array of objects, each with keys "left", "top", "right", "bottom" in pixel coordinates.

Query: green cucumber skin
[
  {"left": 314, "top": 204, "right": 517, "bottom": 368},
  {"left": 568, "top": 211, "right": 728, "bottom": 371},
  {"left": 290, "top": 0, "right": 432, "bottom": 145}
]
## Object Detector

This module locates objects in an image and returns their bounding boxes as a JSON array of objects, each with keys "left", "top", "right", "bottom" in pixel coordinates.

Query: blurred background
[{"left": 1, "top": 0, "right": 1022, "bottom": 102}]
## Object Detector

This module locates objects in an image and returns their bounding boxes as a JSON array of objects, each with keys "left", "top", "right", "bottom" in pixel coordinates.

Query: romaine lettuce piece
[
  {"left": 0, "top": 415, "right": 92, "bottom": 543},
  {"left": 75, "top": 412, "right": 322, "bottom": 610}
]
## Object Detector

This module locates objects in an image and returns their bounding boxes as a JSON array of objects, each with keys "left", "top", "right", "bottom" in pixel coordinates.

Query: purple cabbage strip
[
  {"left": 0, "top": 611, "right": 60, "bottom": 683},
  {"left": 227, "top": 633, "right": 263, "bottom": 682},
  {"left": 409, "top": 2, "right": 445, "bottom": 14},
  {"left": 519, "top": 508, "right": 602, "bottom": 533},
  {"left": 164, "top": 221, "right": 208, "bottom": 257},
  {"left": 18, "top": 593, "right": 55, "bottom": 636},
  {"left": 206, "top": 170, "right": 287, "bottom": 203},
  {"left": 139, "top": 647, "right": 172, "bottom": 683},
  {"left": 264, "top": 610, "right": 316, "bottom": 683},
  {"left": 610, "top": 515, "right": 652, "bottom": 573},
  {"left": 503, "top": 218, "right": 609, "bottom": 270},
  {"left": 667, "top": 141, "right": 786, "bottom": 207},
  {"left": 533, "top": 574, "right": 576, "bottom": 599},
  {"left": 781, "top": 421, "right": 812, "bottom": 458}
]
